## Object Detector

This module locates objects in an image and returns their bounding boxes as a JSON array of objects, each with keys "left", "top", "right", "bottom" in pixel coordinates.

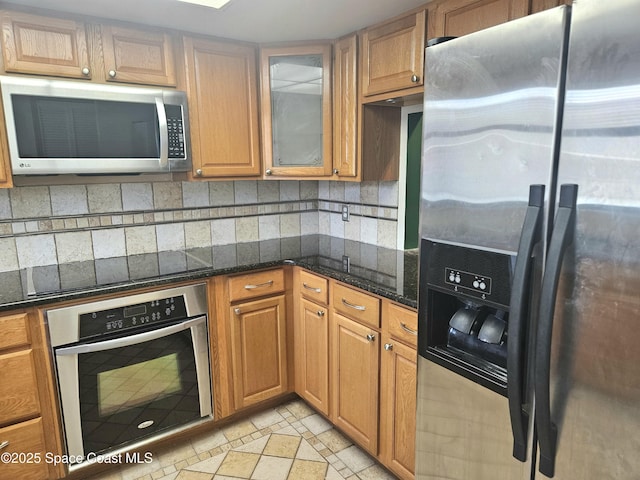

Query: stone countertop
[{"left": 0, "top": 235, "right": 419, "bottom": 312}]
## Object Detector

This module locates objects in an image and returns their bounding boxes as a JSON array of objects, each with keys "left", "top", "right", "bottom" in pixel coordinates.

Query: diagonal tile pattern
[{"left": 86, "top": 399, "right": 397, "bottom": 480}]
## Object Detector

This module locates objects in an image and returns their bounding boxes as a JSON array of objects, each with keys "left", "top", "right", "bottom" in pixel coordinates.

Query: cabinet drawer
[
  {"left": 299, "top": 270, "right": 328, "bottom": 305},
  {"left": 0, "top": 417, "right": 49, "bottom": 479},
  {"left": 385, "top": 302, "right": 418, "bottom": 348},
  {"left": 228, "top": 269, "right": 285, "bottom": 302},
  {"left": 332, "top": 283, "right": 380, "bottom": 329},
  {"left": 0, "top": 313, "right": 30, "bottom": 351},
  {"left": 0, "top": 350, "right": 40, "bottom": 425}
]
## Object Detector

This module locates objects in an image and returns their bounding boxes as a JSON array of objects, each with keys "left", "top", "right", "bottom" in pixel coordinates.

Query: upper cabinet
[
  {"left": 360, "top": 9, "right": 426, "bottom": 99},
  {"left": 332, "top": 34, "right": 358, "bottom": 179},
  {"left": 183, "top": 37, "right": 261, "bottom": 178},
  {"left": 100, "top": 24, "right": 176, "bottom": 86},
  {"left": 0, "top": 10, "right": 91, "bottom": 79},
  {"left": 259, "top": 43, "right": 333, "bottom": 178},
  {"left": 430, "top": 0, "right": 528, "bottom": 38}
]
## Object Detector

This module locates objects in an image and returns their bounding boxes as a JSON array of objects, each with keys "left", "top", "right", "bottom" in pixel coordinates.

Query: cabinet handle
[
  {"left": 303, "top": 283, "right": 322, "bottom": 293},
  {"left": 244, "top": 280, "right": 274, "bottom": 290},
  {"left": 411, "top": 74, "right": 419, "bottom": 83},
  {"left": 108, "top": 69, "right": 117, "bottom": 78},
  {"left": 81, "top": 67, "right": 90, "bottom": 76},
  {"left": 332, "top": 168, "right": 339, "bottom": 175},
  {"left": 195, "top": 169, "right": 202, "bottom": 176},
  {"left": 265, "top": 169, "right": 273, "bottom": 175},
  {"left": 234, "top": 307, "right": 241, "bottom": 315},
  {"left": 400, "top": 322, "right": 418, "bottom": 336},
  {"left": 342, "top": 298, "right": 366, "bottom": 311},
  {"left": 384, "top": 343, "right": 393, "bottom": 351},
  {"left": 317, "top": 310, "right": 325, "bottom": 317},
  {"left": 0, "top": 441, "right": 9, "bottom": 450},
  {"left": 366, "top": 333, "right": 376, "bottom": 342}
]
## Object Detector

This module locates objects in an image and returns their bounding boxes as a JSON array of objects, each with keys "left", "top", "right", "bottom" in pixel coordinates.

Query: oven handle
[{"left": 55, "top": 316, "right": 206, "bottom": 356}]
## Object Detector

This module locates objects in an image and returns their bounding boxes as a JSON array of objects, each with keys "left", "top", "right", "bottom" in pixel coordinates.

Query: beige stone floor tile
[
  {"left": 249, "top": 408, "right": 286, "bottom": 430},
  {"left": 263, "top": 434, "right": 301, "bottom": 458},
  {"left": 250, "top": 455, "right": 294, "bottom": 480},
  {"left": 316, "top": 429, "right": 353, "bottom": 453},
  {"left": 324, "top": 464, "right": 343, "bottom": 480},
  {"left": 233, "top": 435, "right": 269, "bottom": 455},
  {"left": 284, "top": 400, "right": 315, "bottom": 420},
  {"left": 357, "top": 464, "right": 398, "bottom": 480},
  {"left": 216, "top": 450, "right": 260, "bottom": 478},
  {"left": 190, "top": 430, "right": 228, "bottom": 454},
  {"left": 286, "top": 459, "right": 328, "bottom": 480},
  {"left": 335, "top": 445, "right": 375, "bottom": 474},
  {"left": 174, "top": 470, "right": 214, "bottom": 480},
  {"left": 294, "top": 439, "right": 325, "bottom": 462},
  {"left": 222, "top": 420, "right": 258, "bottom": 442},
  {"left": 185, "top": 452, "right": 228, "bottom": 474},
  {"left": 300, "top": 413, "right": 333, "bottom": 435}
]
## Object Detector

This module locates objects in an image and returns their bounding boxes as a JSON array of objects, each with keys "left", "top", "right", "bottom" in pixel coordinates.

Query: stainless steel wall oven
[{"left": 46, "top": 283, "right": 212, "bottom": 472}]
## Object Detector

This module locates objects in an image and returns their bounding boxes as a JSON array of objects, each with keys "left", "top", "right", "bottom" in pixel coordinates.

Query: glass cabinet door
[{"left": 260, "top": 44, "right": 332, "bottom": 177}]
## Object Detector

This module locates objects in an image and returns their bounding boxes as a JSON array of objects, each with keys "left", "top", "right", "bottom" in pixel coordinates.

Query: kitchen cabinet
[
  {"left": 379, "top": 301, "right": 418, "bottom": 480},
  {"left": 0, "top": 311, "right": 64, "bottom": 479},
  {"left": 0, "top": 10, "right": 91, "bottom": 79},
  {"left": 429, "top": 0, "right": 528, "bottom": 38},
  {"left": 183, "top": 37, "right": 261, "bottom": 178},
  {"left": 360, "top": 9, "right": 426, "bottom": 98},
  {"left": 332, "top": 34, "right": 358, "bottom": 179},
  {"left": 259, "top": 43, "right": 333, "bottom": 178},
  {"left": 227, "top": 269, "right": 289, "bottom": 410},
  {"left": 294, "top": 270, "right": 330, "bottom": 415},
  {"left": 100, "top": 24, "right": 176, "bottom": 86},
  {"left": 330, "top": 281, "right": 381, "bottom": 455}
]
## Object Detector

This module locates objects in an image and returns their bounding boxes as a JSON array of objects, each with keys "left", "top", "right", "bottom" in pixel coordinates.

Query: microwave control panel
[{"left": 166, "top": 105, "right": 186, "bottom": 159}]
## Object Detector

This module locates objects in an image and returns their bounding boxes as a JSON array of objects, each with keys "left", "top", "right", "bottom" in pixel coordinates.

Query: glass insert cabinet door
[{"left": 260, "top": 44, "right": 333, "bottom": 177}]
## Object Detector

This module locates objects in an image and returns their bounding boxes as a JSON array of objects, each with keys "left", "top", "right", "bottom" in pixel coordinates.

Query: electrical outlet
[
  {"left": 341, "top": 204, "right": 350, "bottom": 221},
  {"left": 342, "top": 255, "right": 350, "bottom": 272}
]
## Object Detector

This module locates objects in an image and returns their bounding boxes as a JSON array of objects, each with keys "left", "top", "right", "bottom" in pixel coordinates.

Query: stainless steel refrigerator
[{"left": 416, "top": 1, "right": 640, "bottom": 479}]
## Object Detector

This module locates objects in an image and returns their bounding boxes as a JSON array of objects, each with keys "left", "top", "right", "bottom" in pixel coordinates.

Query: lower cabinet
[
  {"left": 0, "top": 418, "right": 50, "bottom": 480},
  {"left": 229, "top": 294, "right": 288, "bottom": 410}
]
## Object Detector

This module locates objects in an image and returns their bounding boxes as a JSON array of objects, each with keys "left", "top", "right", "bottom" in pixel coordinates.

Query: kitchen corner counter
[{"left": 0, "top": 235, "right": 419, "bottom": 312}]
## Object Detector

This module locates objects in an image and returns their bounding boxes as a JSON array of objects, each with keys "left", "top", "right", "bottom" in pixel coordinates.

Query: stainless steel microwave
[{"left": 0, "top": 76, "right": 190, "bottom": 175}]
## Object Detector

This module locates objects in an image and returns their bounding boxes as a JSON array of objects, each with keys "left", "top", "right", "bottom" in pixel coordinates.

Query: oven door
[{"left": 54, "top": 316, "right": 212, "bottom": 460}]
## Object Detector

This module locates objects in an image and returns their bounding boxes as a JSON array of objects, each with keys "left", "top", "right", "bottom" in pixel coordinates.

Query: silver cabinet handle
[
  {"left": 342, "top": 298, "right": 366, "bottom": 311},
  {"left": 400, "top": 322, "right": 418, "bottom": 336},
  {"left": 81, "top": 67, "right": 90, "bottom": 76},
  {"left": 265, "top": 169, "right": 273, "bottom": 175},
  {"left": 234, "top": 308, "right": 241, "bottom": 315},
  {"left": 303, "top": 283, "right": 322, "bottom": 293},
  {"left": 384, "top": 343, "right": 393, "bottom": 351},
  {"left": 411, "top": 74, "right": 419, "bottom": 83},
  {"left": 244, "top": 280, "right": 273, "bottom": 290},
  {"left": 0, "top": 440, "right": 9, "bottom": 450},
  {"left": 195, "top": 169, "right": 203, "bottom": 176},
  {"left": 366, "top": 334, "right": 375, "bottom": 342},
  {"left": 317, "top": 310, "right": 325, "bottom": 317},
  {"left": 108, "top": 69, "right": 117, "bottom": 78},
  {"left": 332, "top": 168, "right": 339, "bottom": 175}
]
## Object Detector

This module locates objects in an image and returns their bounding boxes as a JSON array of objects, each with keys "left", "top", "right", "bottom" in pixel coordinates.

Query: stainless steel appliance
[
  {"left": 46, "top": 283, "right": 212, "bottom": 472},
  {"left": 416, "top": 1, "right": 640, "bottom": 478},
  {"left": 0, "top": 75, "right": 190, "bottom": 175}
]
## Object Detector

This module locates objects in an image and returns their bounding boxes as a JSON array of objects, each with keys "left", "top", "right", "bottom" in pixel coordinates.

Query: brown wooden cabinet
[
  {"left": 0, "top": 311, "right": 64, "bottom": 480},
  {"left": 333, "top": 34, "right": 358, "bottom": 179},
  {"left": 430, "top": 0, "right": 528, "bottom": 38},
  {"left": 227, "top": 270, "right": 288, "bottom": 410},
  {"left": 100, "top": 24, "right": 176, "bottom": 86},
  {"left": 183, "top": 37, "right": 261, "bottom": 178},
  {"left": 0, "top": 10, "right": 91, "bottom": 79},
  {"left": 360, "top": 9, "right": 427, "bottom": 98},
  {"left": 379, "top": 301, "right": 418, "bottom": 480}
]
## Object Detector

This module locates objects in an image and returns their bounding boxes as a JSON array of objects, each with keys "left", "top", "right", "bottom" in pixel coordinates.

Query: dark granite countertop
[{"left": 0, "top": 235, "right": 419, "bottom": 312}]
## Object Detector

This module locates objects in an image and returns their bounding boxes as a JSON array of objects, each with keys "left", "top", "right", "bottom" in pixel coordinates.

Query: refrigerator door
[{"left": 537, "top": 0, "right": 640, "bottom": 478}]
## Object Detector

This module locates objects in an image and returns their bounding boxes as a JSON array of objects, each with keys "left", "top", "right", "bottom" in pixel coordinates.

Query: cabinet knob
[
  {"left": 265, "top": 169, "right": 273, "bottom": 176},
  {"left": 108, "top": 70, "right": 117, "bottom": 78},
  {"left": 384, "top": 343, "right": 393, "bottom": 351},
  {"left": 195, "top": 169, "right": 202, "bottom": 176},
  {"left": 332, "top": 168, "right": 339, "bottom": 175},
  {"left": 317, "top": 310, "right": 325, "bottom": 317},
  {"left": 81, "top": 67, "right": 90, "bottom": 76},
  {"left": 234, "top": 307, "right": 241, "bottom": 315},
  {"left": 366, "top": 333, "right": 376, "bottom": 342},
  {"left": 411, "top": 74, "right": 419, "bottom": 83}
]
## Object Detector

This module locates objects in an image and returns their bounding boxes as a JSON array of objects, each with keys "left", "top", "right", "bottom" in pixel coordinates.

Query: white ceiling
[{"left": 6, "top": 0, "right": 431, "bottom": 43}]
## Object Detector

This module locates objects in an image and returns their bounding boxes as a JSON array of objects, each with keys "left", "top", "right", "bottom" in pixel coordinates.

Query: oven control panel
[{"left": 79, "top": 295, "right": 188, "bottom": 340}]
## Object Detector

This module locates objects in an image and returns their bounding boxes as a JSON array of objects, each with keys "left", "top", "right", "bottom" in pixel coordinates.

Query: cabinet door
[
  {"left": 0, "top": 418, "right": 49, "bottom": 480},
  {"left": 380, "top": 333, "right": 417, "bottom": 480},
  {"left": 0, "top": 349, "right": 40, "bottom": 425},
  {"left": 331, "top": 312, "right": 379, "bottom": 454},
  {"left": 260, "top": 43, "right": 333, "bottom": 177},
  {"left": 296, "top": 299, "right": 330, "bottom": 415},
  {"left": 333, "top": 34, "right": 358, "bottom": 179},
  {"left": 431, "top": 0, "right": 528, "bottom": 38},
  {"left": 184, "top": 37, "right": 261, "bottom": 178},
  {"left": 230, "top": 295, "right": 287, "bottom": 409},
  {"left": 101, "top": 24, "right": 176, "bottom": 86},
  {"left": 0, "top": 10, "right": 91, "bottom": 79},
  {"left": 361, "top": 10, "right": 426, "bottom": 97}
]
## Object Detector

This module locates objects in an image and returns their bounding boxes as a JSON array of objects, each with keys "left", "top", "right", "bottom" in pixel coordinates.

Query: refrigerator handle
[
  {"left": 535, "top": 183, "right": 578, "bottom": 478},
  {"left": 508, "top": 184, "right": 545, "bottom": 462}
]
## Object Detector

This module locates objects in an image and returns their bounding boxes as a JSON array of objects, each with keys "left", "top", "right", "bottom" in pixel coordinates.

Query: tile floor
[{"left": 87, "top": 399, "right": 398, "bottom": 480}]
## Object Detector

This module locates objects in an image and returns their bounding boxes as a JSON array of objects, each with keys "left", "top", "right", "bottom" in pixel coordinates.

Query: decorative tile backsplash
[{"left": 0, "top": 179, "right": 399, "bottom": 270}]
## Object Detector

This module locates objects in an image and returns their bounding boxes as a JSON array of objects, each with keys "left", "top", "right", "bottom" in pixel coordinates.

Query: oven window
[{"left": 97, "top": 353, "right": 182, "bottom": 417}]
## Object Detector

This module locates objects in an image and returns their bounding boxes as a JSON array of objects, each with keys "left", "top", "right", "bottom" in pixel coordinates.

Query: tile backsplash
[{"left": 0, "top": 179, "right": 399, "bottom": 271}]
